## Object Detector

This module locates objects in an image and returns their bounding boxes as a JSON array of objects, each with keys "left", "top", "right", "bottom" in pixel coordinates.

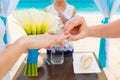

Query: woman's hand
[
  {"left": 19, "top": 34, "right": 68, "bottom": 50},
  {"left": 64, "top": 16, "right": 89, "bottom": 41}
]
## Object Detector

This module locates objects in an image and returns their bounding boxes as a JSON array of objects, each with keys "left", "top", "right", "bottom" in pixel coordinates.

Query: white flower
[{"left": 12, "top": 8, "right": 60, "bottom": 35}]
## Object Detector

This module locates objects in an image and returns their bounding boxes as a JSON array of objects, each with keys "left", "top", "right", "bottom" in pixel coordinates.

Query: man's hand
[{"left": 64, "top": 16, "right": 89, "bottom": 41}]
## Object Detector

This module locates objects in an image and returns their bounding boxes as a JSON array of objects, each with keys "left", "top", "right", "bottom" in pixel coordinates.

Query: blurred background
[{"left": 16, "top": 0, "right": 120, "bottom": 13}]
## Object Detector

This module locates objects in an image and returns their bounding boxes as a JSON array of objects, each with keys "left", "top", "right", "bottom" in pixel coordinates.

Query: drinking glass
[{"left": 50, "top": 45, "right": 64, "bottom": 64}]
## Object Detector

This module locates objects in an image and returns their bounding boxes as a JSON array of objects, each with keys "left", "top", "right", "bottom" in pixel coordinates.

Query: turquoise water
[{"left": 16, "top": 1, "right": 120, "bottom": 13}]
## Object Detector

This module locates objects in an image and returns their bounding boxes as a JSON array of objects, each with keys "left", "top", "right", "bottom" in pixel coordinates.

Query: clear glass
[{"left": 50, "top": 46, "right": 64, "bottom": 65}]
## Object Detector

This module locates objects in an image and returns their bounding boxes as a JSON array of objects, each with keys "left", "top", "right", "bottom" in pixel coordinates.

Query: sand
[{"left": 7, "top": 13, "right": 120, "bottom": 80}]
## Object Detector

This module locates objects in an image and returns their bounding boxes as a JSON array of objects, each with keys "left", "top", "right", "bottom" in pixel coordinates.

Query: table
[{"left": 13, "top": 52, "right": 107, "bottom": 80}]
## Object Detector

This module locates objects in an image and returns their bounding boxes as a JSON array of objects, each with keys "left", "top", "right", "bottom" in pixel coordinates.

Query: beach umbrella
[
  {"left": 0, "top": 0, "right": 19, "bottom": 44},
  {"left": 93, "top": 0, "right": 120, "bottom": 68}
]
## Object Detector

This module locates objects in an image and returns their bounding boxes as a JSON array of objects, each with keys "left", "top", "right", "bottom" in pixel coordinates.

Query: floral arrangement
[{"left": 12, "top": 8, "right": 60, "bottom": 76}]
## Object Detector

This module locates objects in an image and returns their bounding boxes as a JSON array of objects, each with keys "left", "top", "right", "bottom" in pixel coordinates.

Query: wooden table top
[{"left": 13, "top": 52, "right": 107, "bottom": 80}]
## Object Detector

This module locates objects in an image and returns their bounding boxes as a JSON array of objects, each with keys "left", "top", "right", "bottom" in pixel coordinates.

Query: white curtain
[
  {"left": 0, "top": 0, "right": 19, "bottom": 44},
  {"left": 94, "top": 0, "right": 120, "bottom": 17},
  {"left": 93, "top": 0, "right": 120, "bottom": 68},
  {"left": 0, "top": 0, "right": 19, "bottom": 17},
  {"left": 0, "top": 0, "right": 19, "bottom": 79}
]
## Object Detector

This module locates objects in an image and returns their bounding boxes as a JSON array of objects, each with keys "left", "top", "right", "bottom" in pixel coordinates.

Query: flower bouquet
[{"left": 12, "top": 8, "right": 60, "bottom": 76}]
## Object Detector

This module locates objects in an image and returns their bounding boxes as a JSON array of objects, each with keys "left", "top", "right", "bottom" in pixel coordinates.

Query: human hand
[
  {"left": 40, "top": 34, "right": 68, "bottom": 49},
  {"left": 21, "top": 34, "right": 68, "bottom": 50},
  {"left": 64, "top": 16, "right": 89, "bottom": 41}
]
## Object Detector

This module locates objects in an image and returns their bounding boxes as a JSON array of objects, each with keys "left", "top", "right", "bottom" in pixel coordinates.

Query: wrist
[
  {"left": 87, "top": 27, "right": 93, "bottom": 37},
  {"left": 15, "top": 36, "right": 28, "bottom": 52}
]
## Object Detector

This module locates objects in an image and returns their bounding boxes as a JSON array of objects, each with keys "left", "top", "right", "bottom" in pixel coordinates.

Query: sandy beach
[{"left": 8, "top": 13, "right": 120, "bottom": 80}]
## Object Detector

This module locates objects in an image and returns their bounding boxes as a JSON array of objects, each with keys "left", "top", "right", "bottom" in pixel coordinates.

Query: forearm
[
  {"left": 0, "top": 34, "right": 65, "bottom": 79},
  {"left": 0, "top": 38, "right": 25, "bottom": 79},
  {"left": 0, "top": 35, "right": 46, "bottom": 79},
  {"left": 88, "top": 19, "right": 120, "bottom": 38}
]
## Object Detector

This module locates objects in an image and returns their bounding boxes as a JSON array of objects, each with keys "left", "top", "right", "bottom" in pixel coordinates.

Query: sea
[{"left": 16, "top": 0, "right": 120, "bottom": 14}]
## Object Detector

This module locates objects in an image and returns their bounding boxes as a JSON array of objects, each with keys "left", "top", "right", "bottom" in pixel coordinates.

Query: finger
[
  {"left": 66, "top": 23, "right": 75, "bottom": 33},
  {"left": 56, "top": 35, "right": 69, "bottom": 42},
  {"left": 64, "top": 22, "right": 75, "bottom": 35},
  {"left": 56, "top": 42, "right": 64, "bottom": 47},
  {"left": 73, "top": 16, "right": 84, "bottom": 27},
  {"left": 64, "top": 16, "right": 83, "bottom": 35},
  {"left": 68, "top": 32, "right": 85, "bottom": 41},
  {"left": 64, "top": 20, "right": 72, "bottom": 34},
  {"left": 68, "top": 35, "right": 80, "bottom": 41}
]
